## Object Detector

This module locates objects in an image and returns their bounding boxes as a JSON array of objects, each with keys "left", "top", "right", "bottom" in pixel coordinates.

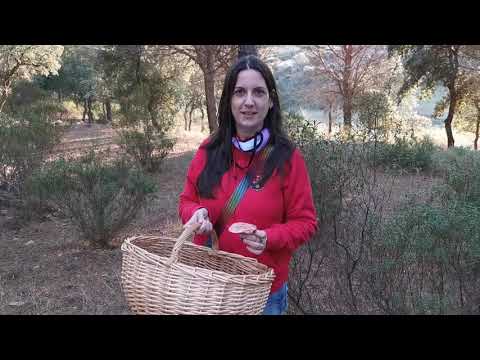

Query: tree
[
  {"left": 38, "top": 46, "right": 100, "bottom": 124},
  {"left": 91, "top": 45, "right": 116, "bottom": 123},
  {"left": 96, "top": 46, "right": 183, "bottom": 172},
  {"left": 458, "top": 46, "right": 480, "bottom": 150},
  {"left": 180, "top": 69, "right": 206, "bottom": 132},
  {"left": 104, "top": 45, "right": 184, "bottom": 131},
  {"left": 238, "top": 45, "right": 258, "bottom": 58},
  {"left": 304, "top": 45, "right": 386, "bottom": 130},
  {"left": 0, "top": 45, "right": 63, "bottom": 113},
  {"left": 300, "top": 72, "right": 340, "bottom": 135},
  {"left": 446, "top": 73, "right": 480, "bottom": 150},
  {"left": 389, "top": 45, "right": 463, "bottom": 148},
  {"left": 171, "top": 45, "right": 238, "bottom": 133}
]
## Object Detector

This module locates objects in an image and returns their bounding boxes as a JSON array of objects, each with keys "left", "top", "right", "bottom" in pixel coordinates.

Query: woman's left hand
[{"left": 240, "top": 230, "right": 267, "bottom": 255}]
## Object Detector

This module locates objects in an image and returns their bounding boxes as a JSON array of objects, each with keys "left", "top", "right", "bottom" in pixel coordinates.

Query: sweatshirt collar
[{"left": 232, "top": 128, "right": 270, "bottom": 153}]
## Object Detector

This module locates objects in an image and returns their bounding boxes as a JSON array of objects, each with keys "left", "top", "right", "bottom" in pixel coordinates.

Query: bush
[
  {"left": 431, "top": 148, "right": 480, "bottom": 206},
  {"left": 372, "top": 135, "right": 438, "bottom": 172},
  {"left": 283, "top": 112, "right": 318, "bottom": 151},
  {"left": 283, "top": 102, "right": 480, "bottom": 315},
  {"left": 0, "top": 110, "right": 60, "bottom": 195},
  {"left": 364, "top": 147, "right": 480, "bottom": 314},
  {"left": 291, "top": 134, "right": 480, "bottom": 314},
  {"left": 117, "top": 126, "right": 175, "bottom": 173},
  {"left": 290, "top": 131, "right": 396, "bottom": 314},
  {"left": 373, "top": 198, "right": 480, "bottom": 314},
  {"left": 30, "top": 150, "right": 157, "bottom": 248},
  {"left": 354, "top": 91, "right": 395, "bottom": 141},
  {"left": 284, "top": 112, "right": 357, "bottom": 223},
  {"left": 303, "top": 136, "right": 360, "bottom": 223}
]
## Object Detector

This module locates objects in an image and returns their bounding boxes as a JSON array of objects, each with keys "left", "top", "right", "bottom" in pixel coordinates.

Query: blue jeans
[
  {"left": 262, "top": 282, "right": 288, "bottom": 315},
  {"left": 205, "top": 235, "right": 288, "bottom": 315}
]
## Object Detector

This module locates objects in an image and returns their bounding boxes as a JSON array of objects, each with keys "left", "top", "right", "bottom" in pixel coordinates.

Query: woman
[{"left": 178, "top": 55, "right": 317, "bottom": 315}]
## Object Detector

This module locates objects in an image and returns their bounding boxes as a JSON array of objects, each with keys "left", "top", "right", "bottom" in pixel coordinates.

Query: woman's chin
[{"left": 236, "top": 122, "right": 263, "bottom": 135}]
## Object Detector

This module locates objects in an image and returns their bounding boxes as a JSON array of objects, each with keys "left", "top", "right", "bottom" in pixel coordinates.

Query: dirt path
[
  {"left": 51, "top": 122, "right": 119, "bottom": 155},
  {"left": 0, "top": 121, "right": 206, "bottom": 314}
]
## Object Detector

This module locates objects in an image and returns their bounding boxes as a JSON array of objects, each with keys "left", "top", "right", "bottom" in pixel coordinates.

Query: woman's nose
[{"left": 244, "top": 93, "right": 254, "bottom": 106}]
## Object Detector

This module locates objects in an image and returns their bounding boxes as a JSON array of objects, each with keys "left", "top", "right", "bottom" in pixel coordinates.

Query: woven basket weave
[{"left": 120, "top": 223, "right": 275, "bottom": 315}]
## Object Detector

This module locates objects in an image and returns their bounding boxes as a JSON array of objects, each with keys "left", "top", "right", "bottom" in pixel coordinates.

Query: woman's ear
[{"left": 269, "top": 100, "right": 273, "bottom": 109}]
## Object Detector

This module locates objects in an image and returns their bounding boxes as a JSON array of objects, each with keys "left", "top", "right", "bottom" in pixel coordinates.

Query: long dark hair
[{"left": 197, "top": 55, "right": 294, "bottom": 198}]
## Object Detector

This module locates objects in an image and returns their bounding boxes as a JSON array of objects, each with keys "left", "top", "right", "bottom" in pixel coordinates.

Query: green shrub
[
  {"left": 372, "top": 135, "right": 438, "bottom": 171},
  {"left": 283, "top": 112, "right": 318, "bottom": 151},
  {"left": 303, "top": 137, "right": 359, "bottom": 223},
  {"left": 374, "top": 198, "right": 480, "bottom": 314},
  {"left": 354, "top": 91, "right": 395, "bottom": 141},
  {"left": 0, "top": 111, "right": 60, "bottom": 195},
  {"left": 285, "top": 111, "right": 480, "bottom": 314},
  {"left": 30, "top": 150, "right": 157, "bottom": 248},
  {"left": 364, "top": 146, "right": 480, "bottom": 314},
  {"left": 117, "top": 126, "right": 175, "bottom": 173},
  {"left": 431, "top": 148, "right": 480, "bottom": 206}
]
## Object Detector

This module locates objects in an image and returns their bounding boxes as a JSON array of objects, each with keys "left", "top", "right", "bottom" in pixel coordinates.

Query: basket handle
[{"left": 166, "top": 223, "right": 220, "bottom": 266}]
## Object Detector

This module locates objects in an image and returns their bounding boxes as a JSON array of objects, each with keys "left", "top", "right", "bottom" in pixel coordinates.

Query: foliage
[
  {"left": 0, "top": 45, "right": 64, "bottom": 112},
  {"left": 354, "top": 91, "right": 396, "bottom": 140},
  {"left": 372, "top": 135, "right": 439, "bottom": 172},
  {"left": 117, "top": 125, "right": 175, "bottom": 173},
  {"left": 0, "top": 109, "right": 60, "bottom": 195},
  {"left": 287, "top": 110, "right": 480, "bottom": 314},
  {"left": 283, "top": 111, "right": 319, "bottom": 150},
  {"left": 431, "top": 148, "right": 480, "bottom": 205},
  {"left": 101, "top": 46, "right": 182, "bottom": 131},
  {"left": 370, "top": 197, "right": 480, "bottom": 314},
  {"left": 388, "top": 45, "right": 460, "bottom": 98},
  {"left": 29, "top": 150, "right": 157, "bottom": 248}
]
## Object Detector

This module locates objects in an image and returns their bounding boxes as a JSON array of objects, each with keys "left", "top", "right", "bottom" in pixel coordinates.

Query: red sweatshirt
[{"left": 178, "top": 139, "right": 318, "bottom": 293}]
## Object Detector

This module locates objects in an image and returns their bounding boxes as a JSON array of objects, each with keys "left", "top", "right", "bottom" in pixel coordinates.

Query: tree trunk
[
  {"left": 189, "top": 107, "right": 195, "bottom": 131},
  {"left": 342, "top": 46, "right": 353, "bottom": 130},
  {"left": 343, "top": 97, "right": 352, "bottom": 130},
  {"left": 150, "top": 114, "right": 159, "bottom": 130},
  {"left": 184, "top": 104, "right": 189, "bottom": 131},
  {"left": 474, "top": 102, "right": 480, "bottom": 151},
  {"left": 444, "top": 85, "right": 457, "bottom": 148},
  {"left": 328, "top": 105, "right": 333, "bottom": 135},
  {"left": 105, "top": 100, "right": 112, "bottom": 123},
  {"left": 238, "top": 45, "right": 258, "bottom": 59},
  {"left": 0, "top": 73, "right": 17, "bottom": 113},
  {"left": 444, "top": 47, "right": 460, "bottom": 148},
  {"left": 203, "top": 55, "right": 218, "bottom": 133},
  {"left": 200, "top": 107, "right": 205, "bottom": 132},
  {"left": 87, "top": 96, "right": 95, "bottom": 124},
  {"left": 102, "top": 102, "right": 107, "bottom": 122},
  {"left": 82, "top": 99, "right": 88, "bottom": 122},
  {"left": 0, "top": 97, "right": 7, "bottom": 113}
]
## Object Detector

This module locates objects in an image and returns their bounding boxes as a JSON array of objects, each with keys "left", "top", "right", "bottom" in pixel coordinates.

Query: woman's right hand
[{"left": 184, "top": 208, "right": 213, "bottom": 235}]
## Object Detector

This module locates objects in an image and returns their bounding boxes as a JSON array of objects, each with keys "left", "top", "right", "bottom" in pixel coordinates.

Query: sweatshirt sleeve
[
  {"left": 178, "top": 145, "right": 207, "bottom": 225},
  {"left": 265, "top": 149, "right": 318, "bottom": 253}
]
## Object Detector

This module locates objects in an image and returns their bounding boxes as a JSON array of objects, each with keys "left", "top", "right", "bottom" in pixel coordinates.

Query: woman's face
[{"left": 231, "top": 69, "right": 272, "bottom": 138}]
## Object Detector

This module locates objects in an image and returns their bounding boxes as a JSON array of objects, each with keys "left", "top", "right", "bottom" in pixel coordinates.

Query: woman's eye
[
  {"left": 254, "top": 89, "right": 266, "bottom": 96},
  {"left": 234, "top": 89, "right": 245, "bottom": 96}
]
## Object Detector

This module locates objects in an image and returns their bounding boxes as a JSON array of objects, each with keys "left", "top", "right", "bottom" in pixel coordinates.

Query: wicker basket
[{"left": 120, "top": 223, "right": 275, "bottom": 315}]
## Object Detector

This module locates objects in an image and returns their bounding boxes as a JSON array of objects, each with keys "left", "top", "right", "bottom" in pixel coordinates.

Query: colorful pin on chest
[{"left": 251, "top": 175, "right": 263, "bottom": 191}]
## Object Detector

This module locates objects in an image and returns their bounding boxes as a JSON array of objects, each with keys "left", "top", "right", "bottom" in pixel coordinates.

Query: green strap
[{"left": 216, "top": 144, "right": 274, "bottom": 233}]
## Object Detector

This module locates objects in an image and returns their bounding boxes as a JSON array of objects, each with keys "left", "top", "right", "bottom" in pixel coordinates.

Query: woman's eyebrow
[{"left": 234, "top": 85, "right": 267, "bottom": 89}]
